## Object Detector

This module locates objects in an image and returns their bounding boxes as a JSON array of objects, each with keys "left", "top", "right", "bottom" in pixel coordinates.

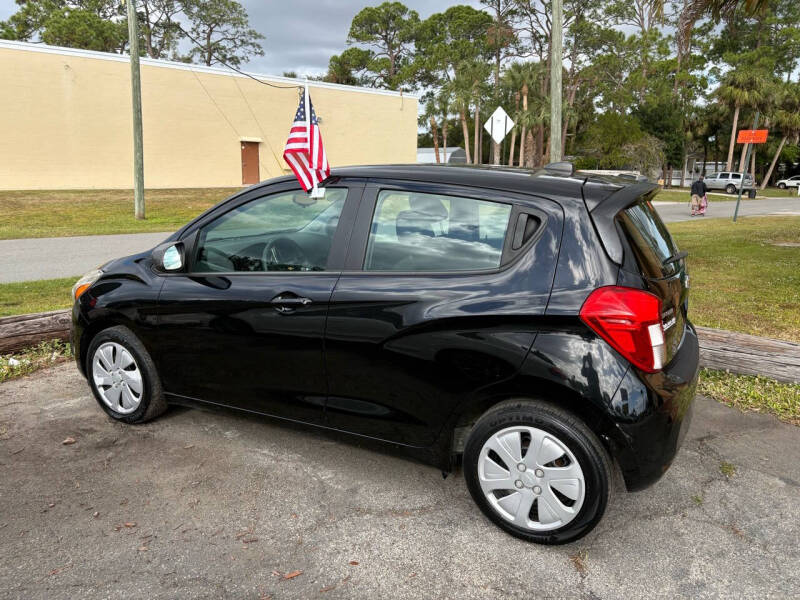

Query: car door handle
[{"left": 270, "top": 294, "right": 312, "bottom": 313}]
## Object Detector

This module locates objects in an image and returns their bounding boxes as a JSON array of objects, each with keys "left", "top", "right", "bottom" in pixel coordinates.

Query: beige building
[{"left": 0, "top": 40, "right": 418, "bottom": 190}]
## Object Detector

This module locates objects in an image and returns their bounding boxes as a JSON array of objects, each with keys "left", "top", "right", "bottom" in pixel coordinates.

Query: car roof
[{"left": 259, "top": 163, "right": 631, "bottom": 205}]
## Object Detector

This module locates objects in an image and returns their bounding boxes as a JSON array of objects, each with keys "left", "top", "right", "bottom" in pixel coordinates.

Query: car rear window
[{"left": 617, "top": 199, "right": 680, "bottom": 278}]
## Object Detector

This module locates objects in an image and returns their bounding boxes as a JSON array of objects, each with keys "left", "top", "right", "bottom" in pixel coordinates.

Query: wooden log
[
  {"left": 0, "top": 309, "right": 71, "bottom": 354},
  {"left": 695, "top": 326, "right": 800, "bottom": 384}
]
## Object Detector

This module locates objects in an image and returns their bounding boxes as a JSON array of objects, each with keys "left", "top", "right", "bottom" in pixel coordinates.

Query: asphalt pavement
[
  {"left": 1, "top": 197, "right": 799, "bottom": 284},
  {"left": 0, "top": 363, "right": 798, "bottom": 599}
]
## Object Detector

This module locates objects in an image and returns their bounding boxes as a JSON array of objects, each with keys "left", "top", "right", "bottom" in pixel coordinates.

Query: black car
[{"left": 71, "top": 163, "right": 699, "bottom": 544}]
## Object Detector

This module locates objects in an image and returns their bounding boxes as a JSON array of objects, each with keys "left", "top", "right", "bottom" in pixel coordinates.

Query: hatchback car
[
  {"left": 71, "top": 163, "right": 699, "bottom": 544},
  {"left": 704, "top": 171, "right": 755, "bottom": 194}
]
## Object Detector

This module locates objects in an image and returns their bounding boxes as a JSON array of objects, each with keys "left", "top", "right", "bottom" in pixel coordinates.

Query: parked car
[
  {"left": 775, "top": 175, "right": 800, "bottom": 190},
  {"left": 71, "top": 163, "right": 699, "bottom": 545},
  {"left": 703, "top": 171, "right": 755, "bottom": 194}
]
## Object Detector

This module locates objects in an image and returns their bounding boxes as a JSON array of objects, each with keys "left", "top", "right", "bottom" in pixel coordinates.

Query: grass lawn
[
  {"left": 699, "top": 368, "right": 800, "bottom": 426},
  {"left": 0, "top": 277, "right": 77, "bottom": 317},
  {"left": 0, "top": 188, "right": 240, "bottom": 240},
  {"left": 670, "top": 216, "right": 800, "bottom": 342}
]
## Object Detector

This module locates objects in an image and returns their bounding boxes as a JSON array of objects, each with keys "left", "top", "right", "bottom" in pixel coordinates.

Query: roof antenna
[{"left": 544, "top": 161, "right": 575, "bottom": 177}]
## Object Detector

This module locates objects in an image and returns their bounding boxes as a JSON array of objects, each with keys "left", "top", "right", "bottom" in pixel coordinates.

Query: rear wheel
[
  {"left": 86, "top": 326, "right": 166, "bottom": 424},
  {"left": 725, "top": 184, "right": 736, "bottom": 194},
  {"left": 463, "top": 399, "right": 612, "bottom": 544}
]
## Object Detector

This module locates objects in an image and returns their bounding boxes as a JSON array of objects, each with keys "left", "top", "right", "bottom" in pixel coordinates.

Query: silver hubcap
[
  {"left": 478, "top": 426, "right": 585, "bottom": 531},
  {"left": 92, "top": 342, "right": 143, "bottom": 414}
]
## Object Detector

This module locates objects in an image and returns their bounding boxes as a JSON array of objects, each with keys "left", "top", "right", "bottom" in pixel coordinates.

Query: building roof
[{"left": 0, "top": 39, "right": 419, "bottom": 99}]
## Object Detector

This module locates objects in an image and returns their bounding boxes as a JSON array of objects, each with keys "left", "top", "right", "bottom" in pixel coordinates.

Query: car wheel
[
  {"left": 463, "top": 399, "right": 612, "bottom": 545},
  {"left": 86, "top": 325, "right": 166, "bottom": 424},
  {"left": 725, "top": 184, "right": 736, "bottom": 194},
  {"left": 778, "top": 183, "right": 787, "bottom": 189}
]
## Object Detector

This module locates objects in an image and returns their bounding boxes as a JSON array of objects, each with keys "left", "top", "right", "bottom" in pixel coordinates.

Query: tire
[
  {"left": 85, "top": 325, "right": 166, "bottom": 424},
  {"left": 463, "top": 399, "right": 612, "bottom": 545},
  {"left": 725, "top": 184, "right": 736, "bottom": 194},
  {"left": 778, "top": 183, "right": 787, "bottom": 190}
]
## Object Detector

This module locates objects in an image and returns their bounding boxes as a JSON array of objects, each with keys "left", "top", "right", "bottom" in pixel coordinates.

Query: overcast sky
[{"left": 0, "top": 1, "right": 483, "bottom": 76}]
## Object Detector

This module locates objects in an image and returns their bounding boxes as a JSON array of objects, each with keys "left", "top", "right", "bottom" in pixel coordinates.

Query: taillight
[{"left": 579, "top": 286, "right": 667, "bottom": 373}]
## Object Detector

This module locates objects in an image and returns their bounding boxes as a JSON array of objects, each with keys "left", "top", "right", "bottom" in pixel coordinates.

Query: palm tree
[
  {"left": 448, "top": 73, "right": 473, "bottom": 165},
  {"left": 761, "top": 84, "right": 800, "bottom": 189},
  {"left": 423, "top": 99, "right": 441, "bottom": 163},
  {"left": 506, "top": 61, "right": 542, "bottom": 169},
  {"left": 503, "top": 62, "right": 526, "bottom": 166},
  {"left": 436, "top": 89, "right": 452, "bottom": 165},
  {"left": 716, "top": 68, "right": 768, "bottom": 171}
]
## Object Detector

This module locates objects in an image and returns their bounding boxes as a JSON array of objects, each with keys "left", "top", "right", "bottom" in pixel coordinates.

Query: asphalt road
[
  {"left": 0, "top": 232, "right": 169, "bottom": 284},
  {"left": 1, "top": 364, "right": 798, "bottom": 599},
  {"left": 1, "top": 197, "right": 799, "bottom": 284}
]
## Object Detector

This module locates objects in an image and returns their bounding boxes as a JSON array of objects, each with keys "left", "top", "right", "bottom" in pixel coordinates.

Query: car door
[
  {"left": 156, "top": 181, "right": 363, "bottom": 424},
  {"left": 323, "top": 181, "right": 563, "bottom": 447}
]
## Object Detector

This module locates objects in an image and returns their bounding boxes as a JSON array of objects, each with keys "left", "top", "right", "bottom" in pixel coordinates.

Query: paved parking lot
[{"left": 1, "top": 363, "right": 799, "bottom": 599}]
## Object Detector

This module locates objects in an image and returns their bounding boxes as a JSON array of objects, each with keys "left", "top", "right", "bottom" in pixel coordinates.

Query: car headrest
[{"left": 408, "top": 194, "right": 448, "bottom": 220}]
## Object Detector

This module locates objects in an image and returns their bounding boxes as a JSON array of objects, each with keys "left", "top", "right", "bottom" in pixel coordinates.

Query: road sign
[
  {"left": 484, "top": 106, "right": 514, "bottom": 145},
  {"left": 736, "top": 129, "right": 768, "bottom": 144}
]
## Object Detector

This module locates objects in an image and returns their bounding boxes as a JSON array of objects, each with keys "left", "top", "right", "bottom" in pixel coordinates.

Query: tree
[
  {"left": 322, "top": 47, "right": 373, "bottom": 85},
  {"left": 414, "top": 5, "right": 492, "bottom": 88},
  {"left": 1, "top": 1, "right": 127, "bottom": 53},
  {"left": 716, "top": 65, "right": 770, "bottom": 170},
  {"left": 481, "top": 0, "right": 520, "bottom": 163},
  {"left": 761, "top": 83, "right": 800, "bottom": 188},
  {"left": 182, "top": 0, "right": 264, "bottom": 68},
  {"left": 138, "top": 0, "right": 183, "bottom": 59},
  {"left": 345, "top": 1, "right": 419, "bottom": 90}
]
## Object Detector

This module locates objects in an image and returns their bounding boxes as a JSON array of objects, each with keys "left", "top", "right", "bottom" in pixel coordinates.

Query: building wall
[{"left": 0, "top": 41, "right": 418, "bottom": 190}]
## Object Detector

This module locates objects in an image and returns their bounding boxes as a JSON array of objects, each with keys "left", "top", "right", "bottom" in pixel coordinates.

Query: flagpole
[{"left": 304, "top": 79, "right": 318, "bottom": 197}]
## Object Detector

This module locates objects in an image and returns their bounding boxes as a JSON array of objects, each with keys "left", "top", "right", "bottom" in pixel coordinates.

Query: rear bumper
[{"left": 609, "top": 324, "right": 700, "bottom": 491}]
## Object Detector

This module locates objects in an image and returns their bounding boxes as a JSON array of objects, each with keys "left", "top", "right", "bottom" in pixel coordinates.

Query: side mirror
[{"left": 152, "top": 241, "right": 185, "bottom": 272}]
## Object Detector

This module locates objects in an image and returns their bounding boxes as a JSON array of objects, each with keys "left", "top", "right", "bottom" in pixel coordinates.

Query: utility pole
[
  {"left": 126, "top": 0, "right": 145, "bottom": 220},
  {"left": 549, "top": 0, "right": 563, "bottom": 163}
]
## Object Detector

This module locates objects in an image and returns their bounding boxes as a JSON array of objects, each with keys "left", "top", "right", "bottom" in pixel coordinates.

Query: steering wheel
[
  {"left": 262, "top": 237, "right": 309, "bottom": 270},
  {"left": 202, "top": 246, "right": 235, "bottom": 271}
]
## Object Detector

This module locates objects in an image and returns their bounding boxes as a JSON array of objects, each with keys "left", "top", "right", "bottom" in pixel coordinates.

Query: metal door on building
[{"left": 241, "top": 141, "right": 260, "bottom": 184}]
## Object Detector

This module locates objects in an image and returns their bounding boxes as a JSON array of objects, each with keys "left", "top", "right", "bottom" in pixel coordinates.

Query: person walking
[{"left": 690, "top": 175, "right": 708, "bottom": 216}]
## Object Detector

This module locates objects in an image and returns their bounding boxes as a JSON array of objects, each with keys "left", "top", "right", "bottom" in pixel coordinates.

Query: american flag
[{"left": 283, "top": 90, "right": 330, "bottom": 192}]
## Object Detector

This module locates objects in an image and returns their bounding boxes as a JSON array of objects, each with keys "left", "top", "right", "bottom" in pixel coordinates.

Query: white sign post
[{"left": 484, "top": 106, "right": 514, "bottom": 145}]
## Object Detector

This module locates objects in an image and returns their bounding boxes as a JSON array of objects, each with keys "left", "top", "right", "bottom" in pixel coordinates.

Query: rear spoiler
[{"left": 584, "top": 181, "right": 660, "bottom": 264}]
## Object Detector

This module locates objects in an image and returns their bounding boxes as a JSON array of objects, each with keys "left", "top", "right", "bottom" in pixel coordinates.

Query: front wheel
[
  {"left": 463, "top": 399, "right": 612, "bottom": 544},
  {"left": 86, "top": 325, "right": 166, "bottom": 424},
  {"left": 778, "top": 183, "right": 787, "bottom": 190},
  {"left": 725, "top": 184, "right": 737, "bottom": 194}
]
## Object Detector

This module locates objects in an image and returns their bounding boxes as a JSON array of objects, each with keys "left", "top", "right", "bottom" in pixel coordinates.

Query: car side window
[
  {"left": 192, "top": 188, "right": 347, "bottom": 273},
  {"left": 364, "top": 190, "right": 512, "bottom": 272},
  {"left": 730, "top": 173, "right": 741, "bottom": 180},
  {"left": 719, "top": 173, "right": 729, "bottom": 180}
]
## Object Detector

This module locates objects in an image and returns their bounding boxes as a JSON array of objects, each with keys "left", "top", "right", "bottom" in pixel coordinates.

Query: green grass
[
  {"left": 719, "top": 461, "right": 737, "bottom": 478},
  {"left": 0, "top": 277, "right": 77, "bottom": 317},
  {"left": 670, "top": 216, "right": 800, "bottom": 342},
  {"left": 0, "top": 339, "right": 73, "bottom": 383},
  {"left": 700, "top": 368, "right": 800, "bottom": 426},
  {"left": 0, "top": 188, "right": 240, "bottom": 240}
]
